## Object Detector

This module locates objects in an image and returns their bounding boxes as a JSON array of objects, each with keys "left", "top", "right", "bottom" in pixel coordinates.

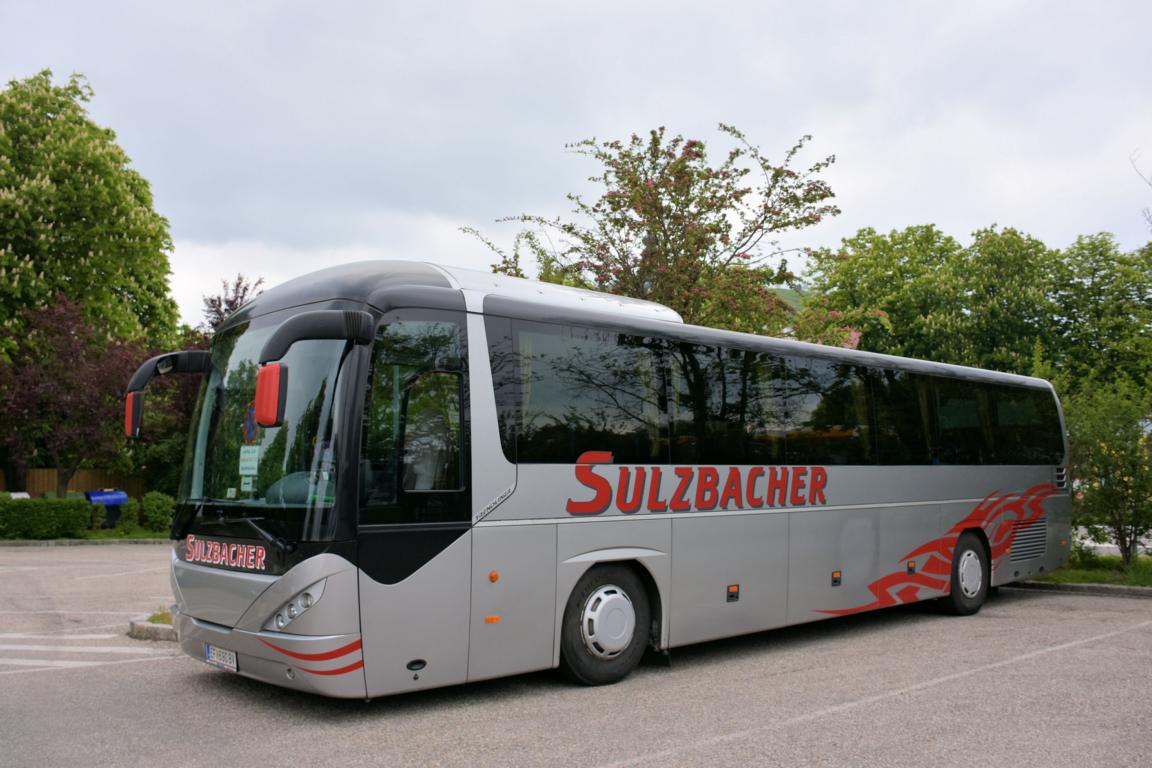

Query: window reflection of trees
[
  {"left": 362, "top": 319, "right": 465, "bottom": 519},
  {"left": 516, "top": 327, "right": 666, "bottom": 463},
  {"left": 486, "top": 317, "right": 1062, "bottom": 469},
  {"left": 780, "top": 358, "right": 872, "bottom": 464},
  {"left": 670, "top": 344, "right": 785, "bottom": 464},
  {"left": 197, "top": 335, "right": 343, "bottom": 506},
  {"left": 402, "top": 372, "right": 462, "bottom": 491}
]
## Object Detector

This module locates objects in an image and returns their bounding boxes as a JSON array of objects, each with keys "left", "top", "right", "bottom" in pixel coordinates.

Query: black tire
[
  {"left": 559, "top": 565, "right": 650, "bottom": 686},
  {"left": 941, "top": 532, "right": 990, "bottom": 616}
]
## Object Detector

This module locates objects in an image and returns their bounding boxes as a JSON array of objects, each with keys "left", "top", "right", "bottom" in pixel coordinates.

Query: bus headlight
[{"left": 264, "top": 579, "right": 327, "bottom": 631}]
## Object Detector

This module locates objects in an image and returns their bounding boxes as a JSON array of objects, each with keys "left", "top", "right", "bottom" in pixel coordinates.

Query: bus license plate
[{"left": 204, "top": 643, "right": 238, "bottom": 672}]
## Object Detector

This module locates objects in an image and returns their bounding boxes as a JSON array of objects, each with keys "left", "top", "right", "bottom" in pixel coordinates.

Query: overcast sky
[{"left": 3, "top": 0, "right": 1150, "bottom": 326}]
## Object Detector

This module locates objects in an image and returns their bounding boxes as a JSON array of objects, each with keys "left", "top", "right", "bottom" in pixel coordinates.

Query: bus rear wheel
[
  {"left": 941, "top": 532, "right": 989, "bottom": 616},
  {"left": 559, "top": 565, "right": 650, "bottom": 686}
]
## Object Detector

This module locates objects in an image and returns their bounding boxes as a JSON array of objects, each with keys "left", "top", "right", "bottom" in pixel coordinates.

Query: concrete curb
[
  {"left": 128, "top": 616, "right": 177, "bottom": 642},
  {"left": 1007, "top": 581, "right": 1152, "bottom": 599},
  {"left": 0, "top": 539, "right": 170, "bottom": 547}
]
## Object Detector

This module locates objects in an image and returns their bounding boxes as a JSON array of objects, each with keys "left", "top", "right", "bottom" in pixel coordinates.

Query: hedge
[
  {"left": 140, "top": 491, "right": 175, "bottom": 533},
  {"left": 0, "top": 498, "right": 90, "bottom": 539}
]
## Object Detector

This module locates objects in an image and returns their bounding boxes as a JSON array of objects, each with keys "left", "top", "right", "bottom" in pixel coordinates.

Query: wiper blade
[{"left": 221, "top": 516, "right": 297, "bottom": 555}]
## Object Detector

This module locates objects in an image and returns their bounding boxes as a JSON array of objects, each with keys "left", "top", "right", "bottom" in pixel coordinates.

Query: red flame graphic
[{"left": 817, "top": 484, "right": 1056, "bottom": 616}]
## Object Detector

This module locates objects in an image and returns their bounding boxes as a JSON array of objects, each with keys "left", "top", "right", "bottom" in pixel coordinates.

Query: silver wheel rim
[
  {"left": 580, "top": 584, "right": 635, "bottom": 659},
  {"left": 958, "top": 550, "right": 983, "bottom": 598}
]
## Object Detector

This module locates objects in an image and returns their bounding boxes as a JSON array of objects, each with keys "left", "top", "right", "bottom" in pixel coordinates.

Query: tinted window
[
  {"left": 932, "top": 378, "right": 991, "bottom": 464},
  {"left": 486, "top": 316, "right": 519, "bottom": 462},
  {"left": 669, "top": 343, "right": 785, "bottom": 464},
  {"left": 780, "top": 357, "right": 875, "bottom": 464},
  {"left": 361, "top": 312, "right": 468, "bottom": 525},
  {"left": 496, "top": 320, "right": 667, "bottom": 464},
  {"left": 870, "top": 368, "right": 932, "bottom": 464},
  {"left": 989, "top": 384, "right": 1063, "bottom": 464}
]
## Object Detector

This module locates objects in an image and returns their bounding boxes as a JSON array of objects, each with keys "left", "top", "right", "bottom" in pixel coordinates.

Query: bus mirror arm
[
  {"left": 123, "top": 350, "right": 212, "bottom": 439},
  {"left": 257, "top": 310, "right": 375, "bottom": 365},
  {"left": 254, "top": 310, "right": 375, "bottom": 429}
]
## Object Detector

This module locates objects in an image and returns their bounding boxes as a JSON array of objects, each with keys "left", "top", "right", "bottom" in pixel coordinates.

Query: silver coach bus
[{"left": 125, "top": 261, "right": 1071, "bottom": 698}]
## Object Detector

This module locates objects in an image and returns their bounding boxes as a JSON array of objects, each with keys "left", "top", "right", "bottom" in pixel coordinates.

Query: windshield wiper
[{"left": 223, "top": 516, "right": 297, "bottom": 555}]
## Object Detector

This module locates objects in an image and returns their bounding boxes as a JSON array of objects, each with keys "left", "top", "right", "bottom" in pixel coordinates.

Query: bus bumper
[{"left": 174, "top": 610, "right": 367, "bottom": 699}]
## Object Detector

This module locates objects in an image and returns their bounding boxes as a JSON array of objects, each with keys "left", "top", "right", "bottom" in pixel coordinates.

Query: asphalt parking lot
[{"left": 1, "top": 542, "right": 1150, "bottom": 768}]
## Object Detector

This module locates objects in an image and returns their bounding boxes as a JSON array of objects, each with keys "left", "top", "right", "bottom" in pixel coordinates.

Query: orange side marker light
[{"left": 484, "top": 615, "right": 501, "bottom": 624}]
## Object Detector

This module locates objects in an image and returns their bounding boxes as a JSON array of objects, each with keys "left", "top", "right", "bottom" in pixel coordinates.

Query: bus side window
[
  {"left": 669, "top": 343, "right": 785, "bottom": 465},
  {"left": 781, "top": 357, "right": 875, "bottom": 465},
  {"left": 933, "top": 378, "right": 991, "bottom": 464},
  {"left": 360, "top": 313, "right": 468, "bottom": 525},
  {"left": 400, "top": 371, "right": 464, "bottom": 492},
  {"left": 871, "top": 368, "right": 931, "bottom": 465}
]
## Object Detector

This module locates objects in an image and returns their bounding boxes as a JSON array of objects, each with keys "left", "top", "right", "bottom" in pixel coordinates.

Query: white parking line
[
  {"left": 40, "top": 623, "right": 127, "bottom": 635},
  {"left": 601, "top": 618, "right": 1152, "bottom": 768},
  {"left": 0, "top": 655, "right": 181, "bottom": 677},
  {"left": 0, "top": 658, "right": 103, "bottom": 668},
  {"left": 75, "top": 566, "right": 169, "bottom": 581},
  {"left": 0, "top": 634, "right": 119, "bottom": 640},
  {"left": 0, "top": 610, "right": 139, "bottom": 615},
  {"left": 0, "top": 644, "right": 174, "bottom": 655}
]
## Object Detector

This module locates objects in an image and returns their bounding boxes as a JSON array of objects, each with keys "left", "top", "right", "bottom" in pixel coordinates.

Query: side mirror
[
  {"left": 255, "top": 362, "right": 288, "bottom": 428},
  {"left": 124, "top": 350, "right": 211, "bottom": 438},
  {"left": 125, "top": 391, "right": 144, "bottom": 439}
]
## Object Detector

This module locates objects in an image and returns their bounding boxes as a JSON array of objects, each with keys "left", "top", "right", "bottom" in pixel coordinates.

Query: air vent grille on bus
[
  {"left": 1009, "top": 516, "right": 1048, "bottom": 562},
  {"left": 1054, "top": 466, "right": 1068, "bottom": 489}
]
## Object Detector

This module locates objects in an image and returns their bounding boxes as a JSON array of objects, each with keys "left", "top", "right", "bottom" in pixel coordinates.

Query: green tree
[
  {"left": 1065, "top": 379, "right": 1152, "bottom": 567},
  {"left": 961, "top": 226, "right": 1058, "bottom": 373},
  {"left": 801, "top": 225, "right": 1059, "bottom": 374},
  {"left": 1049, "top": 234, "right": 1152, "bottom": 389},
  {"left": 0, "top": 70, "right": 178, "bottom": 353},
  {"left": 801, "top": 225, "right": 965, "bottom": 357},
  {"left": 467, "top": 125, "right": 839, "bottom": 334}
]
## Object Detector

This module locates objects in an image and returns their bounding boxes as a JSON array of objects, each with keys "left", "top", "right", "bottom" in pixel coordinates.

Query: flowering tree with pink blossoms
[{"left": 467, "top": 125, "right": 839, "bottom": 335}]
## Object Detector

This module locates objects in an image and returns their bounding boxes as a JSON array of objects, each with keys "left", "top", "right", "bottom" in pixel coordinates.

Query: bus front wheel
[
  {"left": 941, "top": 532, "right": 989, "bottom": 616},
  {"left": 559, "top": 565, "right": 650, "bottom": 686}
]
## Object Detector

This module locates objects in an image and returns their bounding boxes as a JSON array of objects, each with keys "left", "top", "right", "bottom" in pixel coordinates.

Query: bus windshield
[{"left": 173, "top": 312, "right": 353, "bottom": 543}]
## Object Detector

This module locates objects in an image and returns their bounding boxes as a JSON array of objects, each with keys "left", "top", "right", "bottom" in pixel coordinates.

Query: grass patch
[
  {"left": 148, "top": 610, "right": 172, "bottom": 625},
  {"left": 84, "top": 528, "right": 168, "bottom": 541},
  {"left": 1037, "top": 552, "right": 1152, "bottom": 587}
]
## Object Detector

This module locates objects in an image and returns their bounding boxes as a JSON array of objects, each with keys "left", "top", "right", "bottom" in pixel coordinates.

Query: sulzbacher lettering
[
  {"left": 566, "top": 451, "right": 828, "bottom": 516},
  {"left": 184, "top": 534, "right": 267, "bottom": 571}
]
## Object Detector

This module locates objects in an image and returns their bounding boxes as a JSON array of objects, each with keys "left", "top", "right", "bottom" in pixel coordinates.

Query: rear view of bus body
[{"left": 125, "top": 261, "right": 1070, "bottom": 699}]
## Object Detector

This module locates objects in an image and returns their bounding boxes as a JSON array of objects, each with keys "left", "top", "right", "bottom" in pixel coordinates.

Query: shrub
[
  {"left": 0, "top": 498, "right": 89, "bottom": 539},
  {"left": 115, "top": 499, "right": 140, "bottom": 534},
  {"left": 140, "top": 491, "right": 175, "bottom": 533}
]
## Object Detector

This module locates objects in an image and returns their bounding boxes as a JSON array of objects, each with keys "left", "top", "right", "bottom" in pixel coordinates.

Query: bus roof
[
  {"left": 228, "top": 260, "right": 683, "bottom": 326},
  {"left": 226, "top": 259, "right": 1052, "bottom": 391}
]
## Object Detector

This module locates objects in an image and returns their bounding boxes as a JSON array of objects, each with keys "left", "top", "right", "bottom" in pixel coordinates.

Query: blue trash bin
[{"left": 84, "top": 489, "right": 130, "bottom": 528}]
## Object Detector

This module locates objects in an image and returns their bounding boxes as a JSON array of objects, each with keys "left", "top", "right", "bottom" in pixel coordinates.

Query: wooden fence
[{"left": 0, "top": 469, "right": 145, "bottom": 499}]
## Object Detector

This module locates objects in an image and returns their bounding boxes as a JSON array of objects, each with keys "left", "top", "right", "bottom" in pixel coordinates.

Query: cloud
[
  {"left": 5, "top": 0, "right": 1151, "bottom": 308},
  {"left": 170, "top": 209, "right": 499, "bottom": 326}
]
